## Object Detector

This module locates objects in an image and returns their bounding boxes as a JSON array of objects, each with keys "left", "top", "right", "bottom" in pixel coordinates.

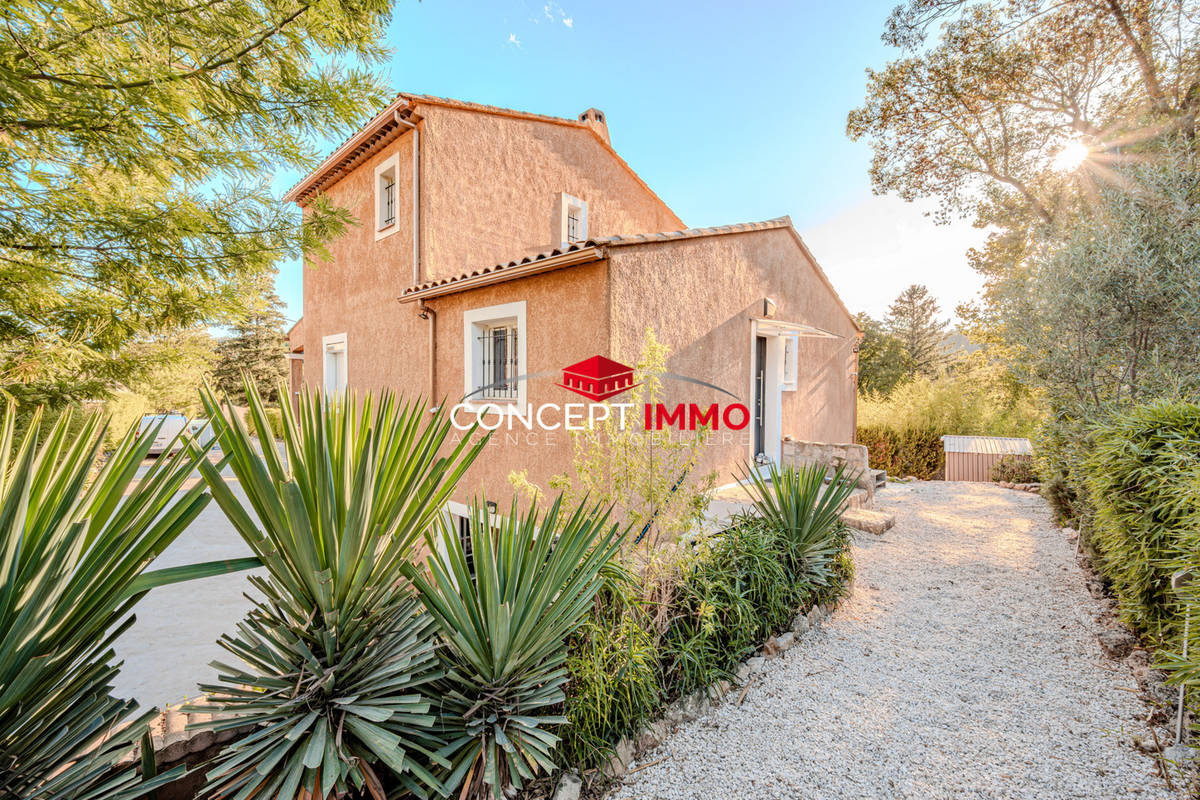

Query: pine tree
[
  {"left": 213, "top": 287, "right": 289, "bottom": 405},
  {"left": 854, "top": 313, "right": 908, "bottom": 396},
  {"left": 885, "top": 284, "right": 948, "bottom": 378}
]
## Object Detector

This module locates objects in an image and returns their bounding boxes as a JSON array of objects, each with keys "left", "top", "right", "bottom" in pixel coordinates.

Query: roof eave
[
  {"left": 283, "top": 99, "right": 413, "bottom": 204},
  {"left": 398, "top": 247, "right": 604, "bottom": 303}
]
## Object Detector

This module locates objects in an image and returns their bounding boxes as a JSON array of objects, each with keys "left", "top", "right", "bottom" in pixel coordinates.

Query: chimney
[{"left": 578, "top": 108, "right": 610, "bottom": 145}]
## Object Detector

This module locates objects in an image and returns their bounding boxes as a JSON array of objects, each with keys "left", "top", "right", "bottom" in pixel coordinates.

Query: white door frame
[{"left": 748, "top": 320, "right": 785, "bottom": 466}]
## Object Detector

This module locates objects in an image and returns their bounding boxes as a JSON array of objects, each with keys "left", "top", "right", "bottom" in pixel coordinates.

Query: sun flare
[{"left": 1052, "top": 140, "right": 1090, "bottom": 172}]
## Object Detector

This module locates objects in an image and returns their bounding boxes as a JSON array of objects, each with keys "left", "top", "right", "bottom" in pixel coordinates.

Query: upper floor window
[
  {"left": 374, "top": 153, "right": 400, "bottom": 240},
  {"left": 463, "top": 301, "right": 527, "bottom": 409},
  {"left": 558, "top": 193, "right": 587, "bottom": 245}
]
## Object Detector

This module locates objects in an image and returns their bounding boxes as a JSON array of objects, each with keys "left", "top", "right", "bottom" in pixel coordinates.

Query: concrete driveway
[{"left": 110, "top": 484, "right": 263, "bottom": 709}]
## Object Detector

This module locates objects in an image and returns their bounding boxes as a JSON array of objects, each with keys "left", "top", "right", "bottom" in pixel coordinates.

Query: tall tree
[
  {"left": 886, "top": 285, "right": 948, "bottom": 378},
  {"left": 851, "top": 1, "right": 1200, "bottom": 399},
  {"left": 854, "top": 312, "right": 908, "bottom": 396},
  {"left": 849, "top": 1, "right": 1200, "bottom": 228},
  {"left": 213, "top": 286, "right": 289, "bottom": 405},
  {"left": 0, "top": 0, "right": 393, "bottom": 405},
  {"left": 125, "top": 327, "right": 218, "bottom": 413}
]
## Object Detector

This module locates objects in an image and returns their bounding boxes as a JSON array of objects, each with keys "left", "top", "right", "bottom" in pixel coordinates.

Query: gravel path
[{"left": 610, "top": 481, "right": 1176, "bottom": 800}]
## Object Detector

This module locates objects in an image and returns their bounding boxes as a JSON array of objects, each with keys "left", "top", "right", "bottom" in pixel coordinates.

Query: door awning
[{"left": 753, "top": 318, "right": 843, "bottom": 339}]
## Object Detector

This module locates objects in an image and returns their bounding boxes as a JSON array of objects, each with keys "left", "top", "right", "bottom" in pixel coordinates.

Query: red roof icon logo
[{"left": 558, "top": 355, "right": 639, "bottom": 401}]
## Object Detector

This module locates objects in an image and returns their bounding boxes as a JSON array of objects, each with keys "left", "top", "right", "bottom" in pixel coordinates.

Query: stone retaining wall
[{"left": 781, "top": 438, "right": 873, "bottom": 501}]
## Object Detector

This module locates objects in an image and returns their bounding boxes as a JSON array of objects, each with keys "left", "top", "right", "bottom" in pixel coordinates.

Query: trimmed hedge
[
  {"left": 856, "top": 425, "right": 943, "bottom": 480},
  {"left": 1082, "top": 400, "right": 1200, "bottom": 644}
]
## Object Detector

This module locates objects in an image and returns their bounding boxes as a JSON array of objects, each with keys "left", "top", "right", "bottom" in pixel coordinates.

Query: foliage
[
  {"left": 263, "top": 405, "right": 285, "bottom": 439},
  {"left": 969, "top": 141, "right": 1200, "bottom": 417},
  {"left": 660, "top": 516, "right": 809, "bottom": 695},
  {"left": 511, "top": 327, "right": 715, "bottom": 556},
  {"left": 741, "top": 461, "right": 860, "bottom": 584},
  {"left": 885, "top": 284, "right": 948, "bottom": 378},
  {"left": 558, "top": 588, "right": 661, "bottom": 769},
  {"left": 854, "top": 312, "right": 907, "bottom": 396},
  {"left": 414, "top": 498, "right": 624, "bottom": 799},
  {"left": 1080, "top": 400, "right": 1200, "bottom": 644},
  {"left": 213, "top": 284, "right": 290, "bottom": 405},
  {"left": 0, "top": 0, "right": 393, "bottom": 400},
  {"left": 856, "top": 425, "right": 943, "bottom": 480},
  {"left": 990, "top": 454, "right": 1038, "bottom": 484},
  {"left": 0, "top": 405, "right": 250, "bottom": 799},
  {"left": 123, "top": 327, "right": 219, "bottom": 415},
  {"left": 1035, "top": 413, "right": 1092, "bottom": 527},
  {"left": 193, "top": 381, "right": 485, "bottom": 800},
  {"left": 850, "top": 0, "right": 1200, "bottom": 227},
  {"left": 857, "top": 352, "right": 1043, "bottom": 438}
]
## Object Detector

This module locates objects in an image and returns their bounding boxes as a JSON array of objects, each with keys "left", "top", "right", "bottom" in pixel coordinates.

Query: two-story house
[{"left": 285, "top": 93, "right": 860, "bottom": 505}]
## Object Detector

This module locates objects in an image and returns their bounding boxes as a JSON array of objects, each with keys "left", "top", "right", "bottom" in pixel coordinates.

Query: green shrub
[
  {"left": 741, "top": 460, "right": 859, "bottom": 585},
  {"left": 262, "top": 405, "right": 285, "bottom": 438},
  {"left": 0, "top": 406, "right": 234, "bottom": 800},
  {"left": 1082, "top": 400, "right": 1200, "bottom": 644},
  {"left": 194, "top": 384, "right": 485, "bottom": 800},
  {"left": 660, "top": 517, "right": 806, "bottom": 695},
  {"left": 559, "top": 589, "right": 661, "bottom": 769},
  {"left": 1035, "top": 414, "right": 1092, "bottom": 528},
  {"left": 856, "top": 425, "right": 943, "bottom": 479},
  {"left": 415, "top": 498, "right": 624, "bottom": 800},
  {"left": 990, "top": 454, "right": 1038, "bottom": 483},
  {"left": 856, "top": 352, "right": 1043, "bottom": 437}
]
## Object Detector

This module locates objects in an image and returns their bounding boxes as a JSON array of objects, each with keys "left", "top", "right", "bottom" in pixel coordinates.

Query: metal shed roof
[{"left": 941, "top": 436, "right": 1033, "bottom": 455}]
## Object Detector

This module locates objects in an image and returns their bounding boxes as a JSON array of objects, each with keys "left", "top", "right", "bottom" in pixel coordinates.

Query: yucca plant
[
  {"left": 740, "top": 460, "right": 859, "bottom": 582},
  {"left": 0, "top": 405, "right": 251, "bottom": 800},
  {"left": 193, "top": 382, "right": 485, "bottom": 799},
  {"left": 414, "top": 498, "right": 624, "bottom": 799}
]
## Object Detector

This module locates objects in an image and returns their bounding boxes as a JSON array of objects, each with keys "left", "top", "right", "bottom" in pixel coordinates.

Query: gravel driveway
[{"left": 610, "top": 481, "right": 1176, "bottom": 800}]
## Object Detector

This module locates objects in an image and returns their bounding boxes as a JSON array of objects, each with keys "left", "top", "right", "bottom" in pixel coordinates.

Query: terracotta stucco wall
[
  {"left": 420, "top": 261, "right": 610, "bottom": 503},
  {"left": 300, "top": 133, "right": 426, "bottom": 395},
  {"left": 299, "top": 102, "right": 680, "bottom": 395},
  {"left": 606, "top": 228, "right": 858, "bottom": 487},
  {"left": 418, "top": 104, "right": 681, "bottom": 279}
]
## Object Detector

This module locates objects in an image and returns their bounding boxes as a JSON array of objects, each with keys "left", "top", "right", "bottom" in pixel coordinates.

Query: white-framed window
[
  {"left": 463, "top": 301, "right": 527, "bottom": 410},
  {"left": 323, "top": 333, "right": 348, "bottom": 396},
  {"left": 782, "top": 335, "right": 799, "bottom": 391},
  {"left": 558, "top": 193, "right": 587, "bottom": 245},
  {"left": 374, "top": 153, "right": 400, "bottom": 240}
]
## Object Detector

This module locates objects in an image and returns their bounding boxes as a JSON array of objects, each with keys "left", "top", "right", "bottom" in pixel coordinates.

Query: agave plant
[
  {"left": 193, "top": 382, "right": 485, "bottom": 799},
  {"left": 740, "top": 460, "right": 859, "bottom": 581},
  {"left": 414, "top": 497, "right": 624, "bottom": 799},
  {"left": 0, "top": 405, "right": 250, "bottom": 800}
]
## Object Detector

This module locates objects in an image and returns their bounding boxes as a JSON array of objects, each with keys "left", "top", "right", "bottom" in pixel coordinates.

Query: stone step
[
  {"left": 846, "top": 488, "right": 869, "bottom": 509},
  {"left": 841, "top": 507, "right": 895, "bottom": 535}
]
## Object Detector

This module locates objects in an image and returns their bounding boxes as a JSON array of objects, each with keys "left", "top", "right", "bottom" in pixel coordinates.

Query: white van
[{"left": 136, "top": 414, "right": 189, "bottom": 455}]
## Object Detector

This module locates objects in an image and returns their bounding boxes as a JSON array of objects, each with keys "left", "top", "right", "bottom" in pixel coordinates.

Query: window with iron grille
[
  {"left": 478, "top": 324, "right": 518, "bottom": 400},
  {"left": 382, "top": 176, "right": 396, "bottom": 227},
  {"left": 559, "top": 193, "right": 587, "bottom": 245},
  {"left": 567, "top": 208, "right": 582, "bottom": 242}
]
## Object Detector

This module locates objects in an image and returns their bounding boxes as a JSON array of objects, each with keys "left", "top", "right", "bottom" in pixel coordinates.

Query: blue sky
[{"left": 273, "top": 1, "right": 987, "bottom": 326}]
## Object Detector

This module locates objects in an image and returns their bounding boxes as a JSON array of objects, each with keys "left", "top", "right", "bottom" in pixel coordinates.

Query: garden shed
[{"left": 941, "top": 435, "right": 1033, "bottom": 482}]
